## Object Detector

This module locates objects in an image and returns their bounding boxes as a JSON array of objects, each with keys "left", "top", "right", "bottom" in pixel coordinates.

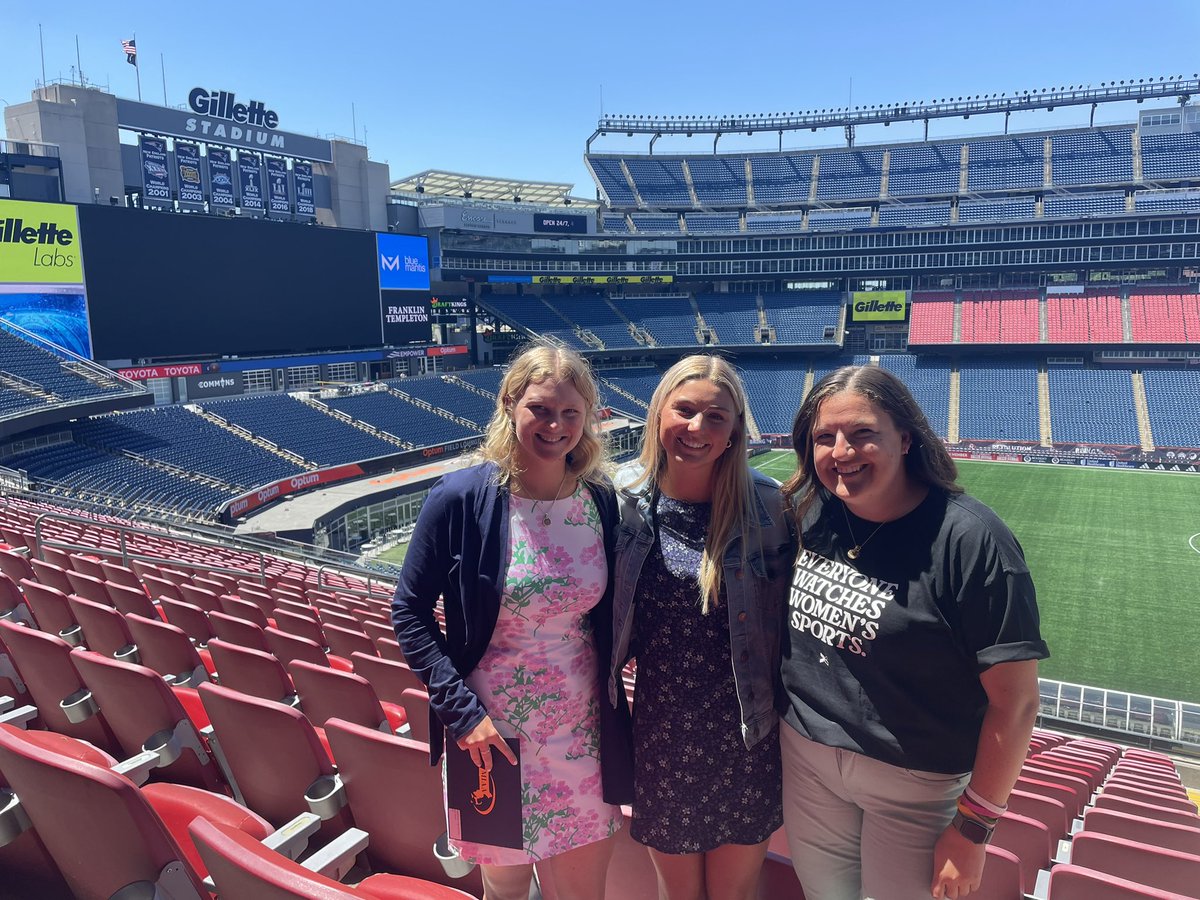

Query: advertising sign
[
  {"left": 293, "top": 161, "right": 315, "bottom": 217},
  {"left": 139, "top": 136, "right": 171, "bottom": 207},
  {"left": 207, "top": 147, "right": 235, "bottom": 209},
  {"left": 0, "top": 199, "right": 91, "bottom": 357},
  {"left": 116, "top": 363, "right": 206, "bottom": 380},
  {"left": 174, "top": 141, "right": 204, "bottom": 207},
  {"left": 380, "top": 290, "right": 432, "bottom": 346},
  {"left": 534, "top": 212, "right": 588, "bottom": 234},
  {"left": 0, "top": 200, "right": 84, "bottom": 284},
  {"left": 184, "top": 373, "right": 244, "bottom": 399},
  {"left": 376, "top": 233, "right": 430, "bottom": 291},
  {"left": 266, "top": 157, "right": 290, "bottom": 213},
  {"left": 530, "top": 274, "right": 673, "bottom": 285},
  {"left": 851, "top": 290, "right": 907, "bottom": 321},
  {"left": 237, "top": 152, "right": 264, "bottom": 211}
]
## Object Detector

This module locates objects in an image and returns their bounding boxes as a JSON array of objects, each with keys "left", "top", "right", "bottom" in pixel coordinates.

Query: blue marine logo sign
[{"left": 377, "top": 233, "right": 430, "bottom": 291}]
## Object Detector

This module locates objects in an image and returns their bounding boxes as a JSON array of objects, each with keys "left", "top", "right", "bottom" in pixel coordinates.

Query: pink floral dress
[{"left": 451, "top": 483, "right": 623, "bottom": 865}]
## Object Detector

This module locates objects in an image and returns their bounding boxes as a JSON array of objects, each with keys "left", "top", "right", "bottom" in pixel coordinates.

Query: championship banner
[
  {"left": 237, "top": 152, "right": 264, "bottom": 211},
  {"left": 174, "top": 142, "right": 204, "bottom": 207},
  {"left": 207, "top": 147, "right": 235, "bottom": 209},
  {"left": 139, "top": 136, "right": 171, "bottom": 208},
  {"left": 266, "top": 157, "right": 290, "bottom": 213},
  {"left": 293, "top": 161, "right": 315, "bottom": 217},
  {"left": 851, "top": 290, "right": 907, "bottom": 321}
]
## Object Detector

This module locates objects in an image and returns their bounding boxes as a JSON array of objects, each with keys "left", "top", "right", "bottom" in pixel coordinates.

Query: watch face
[{"left": 955, "top": 813, "right": 992, "bottom": 844}]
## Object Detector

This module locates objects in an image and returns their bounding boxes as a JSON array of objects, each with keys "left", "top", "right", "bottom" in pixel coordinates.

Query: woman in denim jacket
[{"left": 608, "top": 355, "right": 795, "bottom": 900}]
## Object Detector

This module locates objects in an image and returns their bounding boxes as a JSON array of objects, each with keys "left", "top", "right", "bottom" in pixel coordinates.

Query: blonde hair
[
  {"left": 477, "top": 343, "right": 609, "bottom": 485},
  {"left": 635, "top": 355, "right": 756, "bottom": 613}
]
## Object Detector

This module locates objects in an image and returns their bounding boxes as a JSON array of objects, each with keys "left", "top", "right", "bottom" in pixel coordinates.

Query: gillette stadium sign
[{"left": 116, "top": 87, "right": 332, "bottom": 162}]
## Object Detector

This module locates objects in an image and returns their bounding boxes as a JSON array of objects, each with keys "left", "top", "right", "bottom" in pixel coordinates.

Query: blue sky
[{"left": 4, "top": 1, "right": 1199, "bottom": 200}]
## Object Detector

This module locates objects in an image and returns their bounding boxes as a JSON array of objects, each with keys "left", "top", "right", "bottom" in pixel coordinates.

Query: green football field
[{"left": 751, "top": 451, "right": 1200, "bottom": 704}]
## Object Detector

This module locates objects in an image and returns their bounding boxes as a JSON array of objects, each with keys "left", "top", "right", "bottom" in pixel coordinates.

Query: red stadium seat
[
  {"left": 65, "top": 570, "right": 114, "bottom": 607},
  {"left": 189, "top": 816, "right": 480, "bottom": 899},
  {"left": 0, "top": 549, "right": 35, "bottom": 586},
  {"left": 29, "top": 559, "right": 74, "bottom": 595},
  {"left": 69, "top": 648, "right": 224, "bottom": 791},
  {"left": 349, "top": 652, "right": 425, "bottom": 706},
  {"left": 66, "top": 594, "right": 140, "bottom": 662},
  {"left": 274, "top": 607, "right": 330, "bottom": 648},
  {"left": 19, "top": 579, "right": 83, "bottom": 645},
  {"left": 1081, "top": 807, "right": 1200, "bottom": 856},
  {"left": 265, "top": 627, "right": 353, "bottom": 673},
  {"left": 1093, "top": 793, "right": 1200, "bottom": 828},
  {"left": 124, "top": 613, "right": 213, "bottom": 687},
  {"left": 196, "top": 682, "right": 349, "bottom": 840},
  {"left": 209, "top": 609, "right": 271, "bottom": 652},
  {"left": 206, "top": 638, "right": 296, "bottom": 704},
  {"left": 1069, "top": 831, "right": 1200, "bottom": 896},
  {"left": 323, "top": 622, "right": 378, "bottom": 660},
  {"left": 0, "top": 620, "right": 119, "bottom": 754},
  {"left": 1007, "top": 788, "right": 1071, "bottom": 842},
  {"left": 0, "top": 572, "right": 35, "bottom": 627},
  {"left": 0, "top": 722, "right": 270, "bottom": 898},
  {"left": 975, "top": 845, "right": 1025, "bottom": 900},
  {"left": 157, "top": 597, "right": 214, "bottom": 645},
  {"left": 107, "top": 580, "right": 165, "bottom": 621},
  {"left": 287, "top": 659, "right": 406, "bottom": 734},
  {"left": 323, "top": 718, "right": 484, "bottom": 894},
  {"left": 1046, "top": 863, "right": 1188, "bottom": 899},
  {"left": 990, "top": 811, "right": 1052, "bottom": 893},
  {"left": 98, "top": 560, "right": 145, "bottom": 593}
]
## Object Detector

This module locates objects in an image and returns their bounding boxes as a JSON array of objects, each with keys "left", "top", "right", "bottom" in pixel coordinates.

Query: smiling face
[
  {"left": 657, "top": 378, "right": 737, "bottom": 492},
  {"left": 811, "top": 390, "right": 918, "bottom": 521},
  {"left": 508, "top": 377, "right": 586, "bottom": 473}
]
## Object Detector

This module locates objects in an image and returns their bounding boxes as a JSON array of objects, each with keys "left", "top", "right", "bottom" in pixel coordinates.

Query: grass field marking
[{"left": 1190, "top": 533, "right": 1200, "bottom": 556}]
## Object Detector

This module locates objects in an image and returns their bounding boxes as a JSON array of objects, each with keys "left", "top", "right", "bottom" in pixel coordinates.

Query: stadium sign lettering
[
  {"left": 188, "top": 88, "right": 279, "bottom": 129},
  {"left": 289, "top": 473, "right": 321, "bottom": 489},
  {"left": 423, "top": 446, "right": 445, "bottom": 458},
  {"left": 380, "top": 254, "right": 428, "bottom": 275},
  {"left": 116, "top": 364, "right": 204, "bottom": 380},
  {"left": 195, "top": 377, "right": 235, "bottom": 389},
  {"left": 854, "top": 299, "right": 903, "bottom": 313},
  {"left": 0, "top": 218, "right": 73, "bottom": 245}
]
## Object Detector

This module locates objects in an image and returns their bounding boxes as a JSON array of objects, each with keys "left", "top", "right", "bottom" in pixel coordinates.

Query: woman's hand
[
  {"left": 930, "top": 824, "right": 986, "bottom": 898},
  {"left": 457, "top": 715, "right": 518, "bottom": 770}
]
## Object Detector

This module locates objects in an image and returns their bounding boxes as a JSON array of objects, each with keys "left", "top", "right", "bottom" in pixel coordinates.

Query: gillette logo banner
[{"left": 377, "top": 233, "right": 431, "bottom": 291}]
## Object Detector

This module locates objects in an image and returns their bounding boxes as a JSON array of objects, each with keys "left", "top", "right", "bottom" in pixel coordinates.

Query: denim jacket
[{"left": 608, "top": 464, "right": 796, "bottom": 749}]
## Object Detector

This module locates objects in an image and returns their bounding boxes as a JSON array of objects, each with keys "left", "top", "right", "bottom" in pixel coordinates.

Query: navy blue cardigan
[{"left": 391, "top": 461, "right": 634, "bottom": 804}]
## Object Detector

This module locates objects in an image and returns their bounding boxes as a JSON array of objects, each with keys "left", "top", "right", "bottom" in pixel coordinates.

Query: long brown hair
[
  {"left": 634, "top": 355, "right": 755, "bottom": 613},
  {"left": 478, "top": 343, "right": 608, "bottom": 485},
  {"left": 781, "top": 365, "right": 961, "bottom": 526}
]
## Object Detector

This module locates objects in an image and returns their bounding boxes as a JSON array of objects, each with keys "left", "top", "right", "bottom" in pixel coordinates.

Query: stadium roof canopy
[{"left": 390, "top": 169, "right": 597, "bottom": 207}]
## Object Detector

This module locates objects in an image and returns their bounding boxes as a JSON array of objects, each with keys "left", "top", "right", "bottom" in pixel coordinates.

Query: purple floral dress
[{"left": 451, "top": 484, "right": 623, "bottom": 865}]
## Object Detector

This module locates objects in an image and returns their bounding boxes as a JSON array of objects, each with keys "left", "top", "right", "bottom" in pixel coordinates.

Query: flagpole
[
  {"left": 160, "top": 53, "right": 167, "bottom": 105},
  {"left": 38, "top": 24, "right": 46, "bottom": 90},
  {"left": 133, "top": 32, "right": 141, "bottom": 101}
]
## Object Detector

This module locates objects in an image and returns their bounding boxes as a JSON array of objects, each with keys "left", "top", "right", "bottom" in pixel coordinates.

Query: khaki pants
[{"left": 780, "top": 724, "right": 969, "bottom": 900}]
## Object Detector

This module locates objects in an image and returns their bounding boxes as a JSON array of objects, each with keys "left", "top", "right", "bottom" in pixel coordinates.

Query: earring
[{"left": 726, "top": 440, "right": 732, "bottom": 449}]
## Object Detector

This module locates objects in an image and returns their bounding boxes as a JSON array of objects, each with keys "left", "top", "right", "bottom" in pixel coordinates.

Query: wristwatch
[{"left": 951, "top": 811, "right": 994, "bottom": 845}]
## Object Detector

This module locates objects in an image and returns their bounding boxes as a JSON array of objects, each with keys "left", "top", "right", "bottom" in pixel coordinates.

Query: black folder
[{"left": 445, "top": 737, "right": 523, "bottom": 849}]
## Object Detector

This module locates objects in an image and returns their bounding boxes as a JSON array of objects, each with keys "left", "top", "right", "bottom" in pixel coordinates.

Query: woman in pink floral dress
[{"left": 393, "top": 344, "right": 634, "bottom": 900}]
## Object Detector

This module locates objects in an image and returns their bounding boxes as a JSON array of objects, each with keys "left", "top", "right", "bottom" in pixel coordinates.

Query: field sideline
[{"left": 751, "top": 450, "right": 1200, "bottom": 704}]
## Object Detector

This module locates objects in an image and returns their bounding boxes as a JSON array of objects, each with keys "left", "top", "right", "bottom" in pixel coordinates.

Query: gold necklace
[
  {"left": 841, "top": 503, "right": 887, "bottom": 561},
  {"left": 529, "top": 469, "right": 572, "bottom": 527}
]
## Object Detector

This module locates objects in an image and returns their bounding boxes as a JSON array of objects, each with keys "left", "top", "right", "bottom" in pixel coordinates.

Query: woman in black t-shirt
[{"left": 779, "top": 365, "right": 1048, "bottom": 900}]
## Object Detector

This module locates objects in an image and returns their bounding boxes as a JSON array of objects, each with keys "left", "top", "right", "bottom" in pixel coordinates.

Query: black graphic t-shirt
[{"left": 780, "top": 489, "right": 1049, "bottom": 774}]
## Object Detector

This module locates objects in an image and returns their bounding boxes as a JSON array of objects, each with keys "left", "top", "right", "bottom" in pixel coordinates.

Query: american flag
[{"left": 122, "top": 38, "right": 137, "bottom": 66}]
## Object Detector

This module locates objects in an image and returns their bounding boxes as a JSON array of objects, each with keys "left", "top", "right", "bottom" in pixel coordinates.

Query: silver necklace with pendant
[{"left": 531, "top": 469, "right": 571, "bottom": 527}]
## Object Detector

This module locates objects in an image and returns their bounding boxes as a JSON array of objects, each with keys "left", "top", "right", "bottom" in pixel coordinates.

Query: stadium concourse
[{"left": 3, "top": 72, "right": 1200, "bottom": 895}]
